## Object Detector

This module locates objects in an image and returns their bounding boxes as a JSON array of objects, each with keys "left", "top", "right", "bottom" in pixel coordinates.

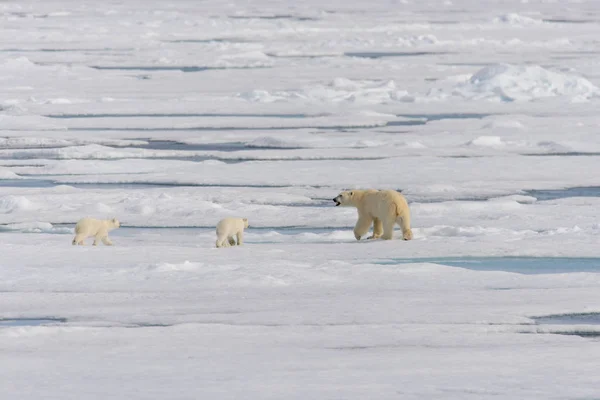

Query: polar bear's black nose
[{"left": 333, "top": 197, "right": 341, "bottom": 206}]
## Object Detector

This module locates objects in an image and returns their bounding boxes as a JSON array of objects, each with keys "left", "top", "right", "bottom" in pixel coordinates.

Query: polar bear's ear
[{"left": 349, "top": 191, "right": 354, "bottom": 196}]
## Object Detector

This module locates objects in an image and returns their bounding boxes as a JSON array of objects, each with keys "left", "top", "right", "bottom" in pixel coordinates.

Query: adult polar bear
[{"left": 333, "top": 189, "right": 413, "bottom": 241}]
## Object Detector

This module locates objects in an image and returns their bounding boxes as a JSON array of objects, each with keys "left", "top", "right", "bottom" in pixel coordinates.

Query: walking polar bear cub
[
  {"left": 72, "top": 217, "right": 120, "bottom": 246},
  {"left": 333, "top": 189, "right": 413, "bottom": 241},
  {"left": 216, "top": 217, "right": 249, "bottom": 248}
]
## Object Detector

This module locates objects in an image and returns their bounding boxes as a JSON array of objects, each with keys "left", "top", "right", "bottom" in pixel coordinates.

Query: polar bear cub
[
  {"left": 333, "top": 189, "right": 413, "bottom": 241},
  {"left": 216, "top": 217, "right": 249, "bottom": 248},
  {"left": 72, "top": 217, "right": 121, "bottom": 246}
]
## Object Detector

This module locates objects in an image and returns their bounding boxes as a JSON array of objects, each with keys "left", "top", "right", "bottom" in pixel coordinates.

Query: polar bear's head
[
  {"left": 243, "top": 218, "right": 249, "bottom": 228},
  {"left": 333, "top": 191, "right": 356, "bottom": 207},
  {"left": 110, "top": 218, "right": 121, "bottom": 228}
]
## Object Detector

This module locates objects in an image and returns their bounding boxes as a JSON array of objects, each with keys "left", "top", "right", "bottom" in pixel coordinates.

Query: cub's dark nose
[{"left": 333, "top": 197, "right": 340, "bottom": 206}]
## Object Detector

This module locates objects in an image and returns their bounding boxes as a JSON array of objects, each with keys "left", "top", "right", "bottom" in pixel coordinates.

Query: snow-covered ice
[{"left": 2, "top": 0, "right": 600, "bottom": 398}]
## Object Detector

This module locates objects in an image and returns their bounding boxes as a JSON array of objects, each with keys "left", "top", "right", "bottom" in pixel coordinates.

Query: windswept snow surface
[{"left": 2, "top": 1, "right": 600, "bottom": 399}]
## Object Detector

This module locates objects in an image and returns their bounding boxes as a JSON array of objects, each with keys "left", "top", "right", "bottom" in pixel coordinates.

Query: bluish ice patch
[
  {"left": 0, "top": 179, "right": 56, "bottom": 188},
  {"left": 525, "top": 187, "right": 600, "bottom": 201},
  {"left": 46, "top": 113, "right": 314, "bottom": 119},
  {"left": 525, "top": 152, "right": 600, "bottom": 156},
  {"left": 166, "top": 38, "right": 255, "bottom": 43},
  {"left": 384, "top": 120, "right": 427, "bottom": 127},
  {"left": 374, "top": 257, "right": 600, "bottom": 274},
  {"left": 228, "top": 15, "right": 318, "bottom": 21},
  {"left": 345, "top": 51, "right": 447, "bottom": 58},
  {"left": 70, "top": 182, "right": 292, "bottom": 189},
  {"left": 130, "top": 140, "right": 305, "bottom": 152},
  {"left": 531, "top": 313, "right": 600, "bottom": 338},
  {"left": 6, "top": 177, "right": 337, "bottom": 190},
  {"left": 90, "top": 66, "right": 269, "bottom": 72},
  {"left": 0, "top": 317, "right": 67, "bottom": 327},
  {"left": 397, "top": 113, "right": 492, "bottom": 122},
  {"left": 534, "top": 313, "right": 600, "bottom": 325},
  {"left": 134, "top": 140, "right": 246, "bottom": 152},
  {"left": 65, "top": 124, "right": 381, "bottom": 132},
  {"left": 542, "top": 19, "right": 594, "bottom": 24},
  {"left": 107, "top": 226, "right": 344, "bottom": 233},
  {"left": 265, "top": 53, "right": 336, "bottom": 59},
  {"left": 0, "top": 48, "right": 133, "bottom": 52}
]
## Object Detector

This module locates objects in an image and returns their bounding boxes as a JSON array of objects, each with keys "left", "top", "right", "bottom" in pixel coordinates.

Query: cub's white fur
[
  {"left": 216, "top": 217, "right": 249, "bottom": 248},
  {"left": 72, "top": 217, "right": 120, "bottom": 246}
]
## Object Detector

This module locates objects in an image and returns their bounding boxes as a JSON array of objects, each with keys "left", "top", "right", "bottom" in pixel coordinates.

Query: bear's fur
[
  {"left": 72, "top": 217, "right": 120, "bottom": 246},
  {"left": 216, "top": 217, "right": 249, "bottom": 248},
  {"left": 333, "top": 189, "right": 413, "bottom": 241}
]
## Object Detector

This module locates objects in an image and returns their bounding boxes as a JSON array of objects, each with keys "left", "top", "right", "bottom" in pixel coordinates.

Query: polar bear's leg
[
  {"left": 368, "top": 218, "right": 383, "bottom": 239},
  {"left": 101, "top": 236, "right": 114, "bottom": 246},
  {"left": 353, "top": 215, "right": 373, "bottom": 241},
  {"left": 396, "top": 214, "right": 413, "bottom": 241},
  {"left": 216, "top": 234, "right": 227, "bottom": 248},
  {"left": 228, "top": 236, "right": 237, "bottom": 246},
  {"left": 93, "top": 230, "right": 107, "bottom": 246},
  {"left": 381, "top": 219, "right": 396, "bottom": 240},
  {"left": 73, "top": 234, "right": 86, "bottom": 245},
  {"left": 236, "top": 232, "right": 244, "bottom": 246}
]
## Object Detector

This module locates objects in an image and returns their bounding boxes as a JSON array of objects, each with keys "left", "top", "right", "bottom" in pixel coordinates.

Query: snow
[
  {"left": 239, "top": 78, "right": 412, "bottom": 104},
  {"left": 493, "top": 13, "right": 544, "bottom": 26},
  {"left": 454, "top": 63, "right": 600, "bottom": 102},
  {"left": 1, "top": 0, "right": 600, "bottom": 398}
]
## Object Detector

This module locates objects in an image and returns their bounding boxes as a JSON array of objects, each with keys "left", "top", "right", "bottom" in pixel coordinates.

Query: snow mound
[
  {"left": 466, "top": 136, "right": 505, "bottom": 148},
  {"left": 217, "top": 51, "right": 273, "bottom": 68},
  {"left": 423, "top": 225, "right": 520, "bottom": 238},
  {"left": 245, "top": 137, "right": 302, "bottom": 149},
  {"left": 397, "top": 34, "right": 438, "bottom": 46},
  {"left": 45, "top": 98, "right": 74, "bottom": 105},
  {"left": 151, "top": 261, "right": 202, "bottom": 272},
  {"left": 2, "top": 144, "right": 173, "bottom": 160},
  {"left": 0, "top": 56, "right": 37, "bottom": 70},
  {"left": 219, "top": 51, "right": 270, "bottom": 61},
  {"left": 0, "top": 168, "right": 20, "bottom": 179},
  {"left": 0, "top": 196, "right": 37, "bottom": 213},
  {"left": 493, "top": 13, "right": 543, "bottom": 25},
  {"left": 454, "top": 64, "right": 599, "bottom": 102},
  {"left": 238, "top": 78, "right": 412, "bottom": 104},
  {"left": 0, "top": 137, "right": 74, "bottom": 149},
  {"left": 536, "top": 141, "right": 572, "bottom": 153},
  {"left": 481, "top": 119, "right": 525, "bottom": 130},
  {"left": 0, "top": 222, "right": 72, "bottom": 234},
  {"left": 127, "top": 204, "right": 156, "bottom": 215},
  {"left": 0, "top": 115, "right": 66, "bottom": 130}
]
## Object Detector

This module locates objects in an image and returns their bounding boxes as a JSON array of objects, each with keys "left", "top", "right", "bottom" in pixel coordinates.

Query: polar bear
[
  {"left": 333, "top": 189, "right": 413, "bottom": 241},
  {"left": 72, "top": 217, "right": 120, "bottom": 246},
  {"left": 216, "top": 217, "right": 249, "bottom": 248}
]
